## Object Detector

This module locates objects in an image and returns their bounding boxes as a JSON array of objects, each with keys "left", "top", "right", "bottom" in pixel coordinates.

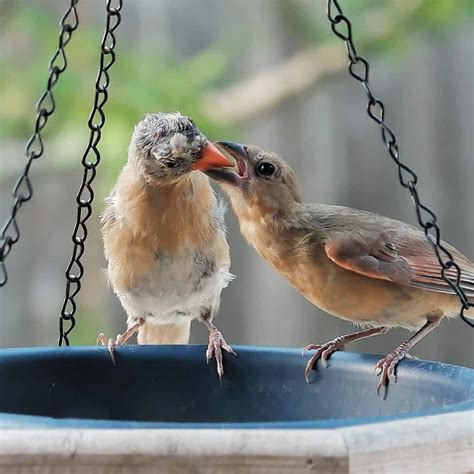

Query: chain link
[
  {"left": 326, "top": 0, "right": 473, "bottom": 327},
  {"left": 59, "top": 0, "right": 123, "bottom": 346},
  {"left": 0, "top": 0, "right": 79, "bottom": 288}
]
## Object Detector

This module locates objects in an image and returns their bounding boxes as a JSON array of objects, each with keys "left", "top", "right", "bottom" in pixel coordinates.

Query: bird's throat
[{"left": 116, "top": 167, "right": 217, "bottom": 252}]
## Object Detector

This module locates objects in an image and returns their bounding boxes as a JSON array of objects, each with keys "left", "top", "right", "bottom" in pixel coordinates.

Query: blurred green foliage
[
  {"left": 0, "top": 3, "right": 232, "bottom": 189},
  {"left": 282, "top": 0, "right": 473, "bottom": 51},
  {"left": 0, "top": 0, "right": 472, "bottom": 190}
]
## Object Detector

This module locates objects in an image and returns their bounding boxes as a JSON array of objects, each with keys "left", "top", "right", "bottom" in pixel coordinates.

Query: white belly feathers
[{"left": 115, "top": 249, "right": 233, "bottom": 325}]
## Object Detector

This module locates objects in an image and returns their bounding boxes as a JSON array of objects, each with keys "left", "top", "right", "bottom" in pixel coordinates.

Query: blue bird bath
[{"left": 0, "top": 345, "right": 472, "bottom": 429}]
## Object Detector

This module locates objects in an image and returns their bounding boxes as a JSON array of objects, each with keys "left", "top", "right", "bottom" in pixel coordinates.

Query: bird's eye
[
  {"left": 162, "top": 159, "right": 180, "bottom": 168},
  {"left": 255, "top": 161, "right": 276, "bottom": 178}
]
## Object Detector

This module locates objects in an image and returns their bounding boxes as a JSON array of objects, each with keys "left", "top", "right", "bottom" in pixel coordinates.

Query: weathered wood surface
[{"left": 0, "top": 411, "right": 472, "bottom": 473}]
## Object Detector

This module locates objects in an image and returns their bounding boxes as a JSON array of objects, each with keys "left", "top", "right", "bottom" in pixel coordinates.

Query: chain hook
[
  {"left": 59, "top": 0, "right": 124, "bottom": 346},
  {"left": 0, "top": 0, "right": 79, "bottom": 288},
  {"left": 325, "top": 0, "right": 473, "bottom": 327}
]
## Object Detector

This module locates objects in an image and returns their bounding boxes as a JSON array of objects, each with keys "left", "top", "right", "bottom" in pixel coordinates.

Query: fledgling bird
[
  {"left": 205, "top": 142, "right": 474, "bottom": 394},
  {"left": 98, "top": 112, "right": 236, "bottom": 380}
]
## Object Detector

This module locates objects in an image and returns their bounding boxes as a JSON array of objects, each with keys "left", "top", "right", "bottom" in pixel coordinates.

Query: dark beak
[
  {"left": 203, "top": 141, "right": 247, "bottom": 186},
  {"left": 191, "top": 142, "right": 234, "bottom": 171},
  {"left": 216, "top": 141, "right": 247, "bottom": 159}
]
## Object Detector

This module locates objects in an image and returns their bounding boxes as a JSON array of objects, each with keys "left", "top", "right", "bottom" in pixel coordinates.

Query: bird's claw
[
  {"left": 302, "top": 343, "right": 321, "bottom": 357},
  {"left": 97, "top": 332, "right": 125, "bottom": 365},
  {"left": 206, "top": 329, "right": 236, "bottom": 382},
  {"left": 303, "top": 338, "right": 346, "bottom": 382},
  {"left": 374, "top": 345, "right": 408, "bottom": 398}
]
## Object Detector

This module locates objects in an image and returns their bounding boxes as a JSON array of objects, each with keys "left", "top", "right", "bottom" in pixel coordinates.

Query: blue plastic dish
[{"left": 0, "top": 345, "right": 472, "bottom": 429}]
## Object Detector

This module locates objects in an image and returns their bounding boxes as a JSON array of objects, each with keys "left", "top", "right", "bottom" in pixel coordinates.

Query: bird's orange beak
[
  {"left": 191, "top": 142, "right": 234, "bottom": 171},
  {"left": 200, "top": 141, "right": 247, "bottom": 187}
]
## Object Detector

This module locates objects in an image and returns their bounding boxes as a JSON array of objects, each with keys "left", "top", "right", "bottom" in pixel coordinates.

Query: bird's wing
[{"left": 324, "top": 229, "right": 474, "bottom": 298}]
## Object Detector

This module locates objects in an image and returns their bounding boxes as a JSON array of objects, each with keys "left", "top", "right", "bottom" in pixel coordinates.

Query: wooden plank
[
  {"left": 0, "top": 428, "right": 348, "bottom": 473},
  {"left": 0, "top": 412, "right": 472, "bottom": 473},
  {"left": 339, "top": 411, "right": 474, "bottom": 473}
]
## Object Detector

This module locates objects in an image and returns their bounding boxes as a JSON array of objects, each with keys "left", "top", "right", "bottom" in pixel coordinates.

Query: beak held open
[
  {"left": 201, "top": 141, "right": 246, "bottom": 186},
  {"left": 191, "top": 142, "right": 233, "bottom": 171},
  {"left": 215, "top": 141, "right": 246, "bottom": 160}
]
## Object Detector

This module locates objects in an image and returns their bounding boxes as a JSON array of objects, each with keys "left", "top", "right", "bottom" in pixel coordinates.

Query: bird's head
[
  {"left": 204, "top": 142, "right": 302, "bottom": 220},
  {"left": 128, "top": 112, "right": 232, "bottom": 184}
]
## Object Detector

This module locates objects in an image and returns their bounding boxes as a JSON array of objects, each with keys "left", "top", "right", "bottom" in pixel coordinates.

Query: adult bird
[
  {"left": 98, "top": 113, "right": 236, "bottom": 380},
  {"left": 204, "top": 141, "right": 473, "bottom": 394}
]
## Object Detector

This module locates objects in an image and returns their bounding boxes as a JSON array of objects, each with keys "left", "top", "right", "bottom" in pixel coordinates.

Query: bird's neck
[
  {"left": 229, "top": 190, "right": 302, "bottom": 228},
  {"left": 231, "top": 199, "right": 328, "bottom": 293},
  {"left": 114, "top": 164, "right": 218, "bottom": 252},
  {"left": 230, "top": 195, "right": 305, "bottom": 259}
]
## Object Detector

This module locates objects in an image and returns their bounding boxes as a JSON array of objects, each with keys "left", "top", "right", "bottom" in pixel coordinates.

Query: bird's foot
[
  {"left": 302, "top": 336, "right": 347, "bottom": 382},
  {"left": 96, "top": 332, "right": 126, "bottom": 365},
  {"left": 374, "top": 342, "right": 410, "bottom": 398},
  {"left": 96, "top": 320, "right": 143, "bottom": 364},
  {"left": 206, "top": 329, "right": 237, "bottom": 382}
]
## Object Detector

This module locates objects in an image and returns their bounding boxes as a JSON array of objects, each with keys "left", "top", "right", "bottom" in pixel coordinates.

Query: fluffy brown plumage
[
  {"left": 205, "top": 142, "right": 473, "bottom": 394},
  {"left": 98, "top": 113, "right": 236, "bottom": 379}
]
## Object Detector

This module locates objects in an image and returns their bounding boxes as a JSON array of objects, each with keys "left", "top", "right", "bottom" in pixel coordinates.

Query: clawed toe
[
  {"left": 321, "top": 346, "right": 335, "bottom": 367},
  {"left": 302, "top": 344, "right": 321, "bottom": 356},
  {"left": 303, "top": 338, "right": 346, "bottom": 382},
  {"left": 207, "top": 329, "right": 236, "bottom": 381},
  {"left": 96, "top": 322, "right": 142, "bottom": 365},
  {"left": 304, "top": 352, "right": 319, "bottom": 383},
  {"left": 97, "top": 332, "right": 122, "bottom": 365},
  {"left": 375, "top": 350, "right": 406, "bottom": 397}
]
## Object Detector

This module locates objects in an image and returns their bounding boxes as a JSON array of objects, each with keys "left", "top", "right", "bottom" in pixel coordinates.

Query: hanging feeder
[
  {"left": 0, "top": 0, "right": 472, "bottom": 471},
  {"left": 0, "top": 346, "right": 472, "bottom": 470},
  {"left": 0, "top": 346, "right": 472, "bottom": 429}
]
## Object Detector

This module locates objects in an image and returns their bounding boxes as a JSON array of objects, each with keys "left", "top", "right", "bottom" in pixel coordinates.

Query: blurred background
[{"left": 1, "top": 0, "right": 473, "bottom": 367}]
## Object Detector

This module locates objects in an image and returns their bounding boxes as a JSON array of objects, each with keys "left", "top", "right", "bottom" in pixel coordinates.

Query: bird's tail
[{"left": 137, "top": 321, "right": 191, "bottom": 344}]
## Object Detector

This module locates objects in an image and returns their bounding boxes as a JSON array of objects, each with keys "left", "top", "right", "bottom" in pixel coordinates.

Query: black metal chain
[
  {"left": 0, "top": 0, "right": 79, "bottom": 288},
  {"left": 59, "top": 0, "right": 123, "bottom": 346},
  {"left": 325, "top": 0, "right": 473, "bottom": 327}
]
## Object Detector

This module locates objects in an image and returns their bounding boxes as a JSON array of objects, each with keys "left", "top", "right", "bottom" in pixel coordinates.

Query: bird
[
  {"left": 97, "top": 112, "right": 236, "bottom": 380},
  {"left": 204, "top": 141, "right": 474, "bottom": 395}
]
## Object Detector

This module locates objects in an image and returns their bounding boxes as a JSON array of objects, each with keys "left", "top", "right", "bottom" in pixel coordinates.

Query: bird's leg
[
  {"left": 303, "top": 326, "right": 388, "bottom": 382},
  {"left": 97, "top": 317, "right": 144, "bottom": 364},
  {"left": 199, "top": 311, "right": 236, "bottom": 382},
  {"left": 375, "top": 318, "right": 441, "bottom": 397}
]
